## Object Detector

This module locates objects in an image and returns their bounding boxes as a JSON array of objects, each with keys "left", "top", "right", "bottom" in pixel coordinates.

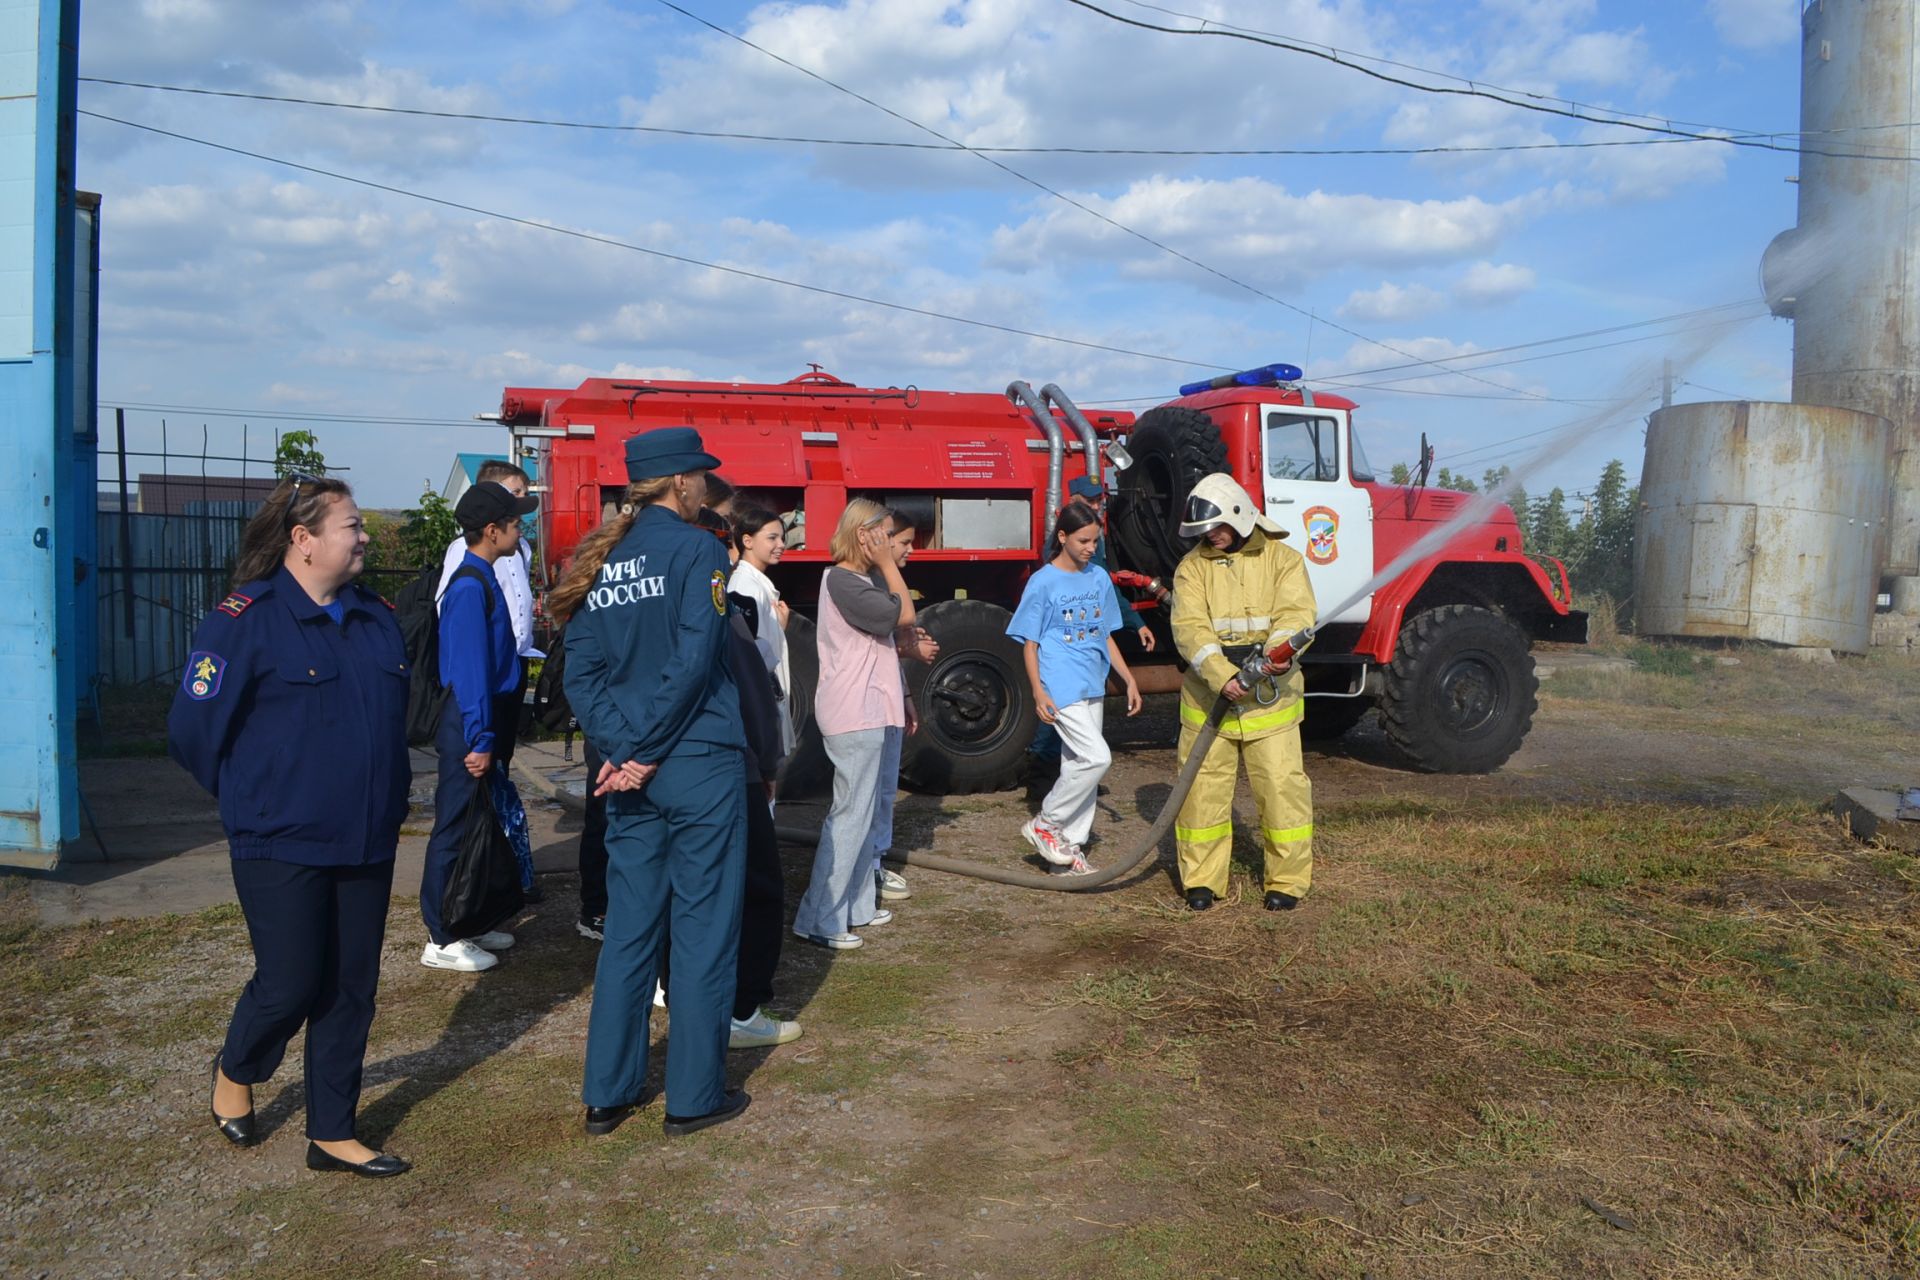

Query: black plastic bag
[{"left": 441, "top": 773, "right": 524, "bottom": 939}]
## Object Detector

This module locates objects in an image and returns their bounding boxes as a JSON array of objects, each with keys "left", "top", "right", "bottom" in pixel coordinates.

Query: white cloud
[
  {"left": 1708, "top": 0, "right": 1800, "bottom": 51},
  {"left": 1339, "top": 281, "right": 1444, "bottom": 323},
  {"left": 991, "top": 176, "right": 1544, "bottom": 290},
  {"left": 1455, "top": 261, "right": 1536, "bottom": 306}
]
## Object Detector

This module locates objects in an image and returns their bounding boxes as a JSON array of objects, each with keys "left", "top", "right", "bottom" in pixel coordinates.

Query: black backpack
[
  {"left": 395, "top": 559, "right": 493, "bottom": 747},
  {"left": 530, "top": 627, "right": 573, "bottom": 733}
]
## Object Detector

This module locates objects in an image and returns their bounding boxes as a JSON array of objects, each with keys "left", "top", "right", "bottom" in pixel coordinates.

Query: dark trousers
[
  {"left": 582, "top": 745, "right": 745, "bottom": 1115},
  {"left": 421, "top": 692, "right": 520, "bottom": 945},
  {"left": 222, "top": 857, "right": 395, "bottom": 1141},
  {"left": 661, "top": 781, "right": 784, "bottom": 1021},
  {"left": 579, "top": 737, "right": 609, "bottom": 920}
]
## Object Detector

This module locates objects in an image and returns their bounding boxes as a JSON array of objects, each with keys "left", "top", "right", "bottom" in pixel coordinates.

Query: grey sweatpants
[{"left": 792, "top": 726, "right": 900, "bottom": 938}]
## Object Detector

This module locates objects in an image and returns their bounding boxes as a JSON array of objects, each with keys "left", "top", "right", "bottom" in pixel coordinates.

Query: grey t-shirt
[{"left": 825, "top": 566, "right": 901, "bottom": 639}]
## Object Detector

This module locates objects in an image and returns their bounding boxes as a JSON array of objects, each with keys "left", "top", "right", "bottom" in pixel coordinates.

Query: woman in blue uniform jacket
[
  {"left": 550, "top": 426, "right": 752, "bottom": 1139},
  {"left": 168, "top": 475, "right": 414, "bottom": 1178}
]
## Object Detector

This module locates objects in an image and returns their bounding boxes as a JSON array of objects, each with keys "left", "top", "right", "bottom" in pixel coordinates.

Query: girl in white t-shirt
[{"left": 728, "top": 504, "right": 795, "bottom": 755}]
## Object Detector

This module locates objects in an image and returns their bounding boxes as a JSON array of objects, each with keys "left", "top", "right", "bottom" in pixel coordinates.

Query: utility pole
[{"left": 1661, "top": 359, "right": 1673, "bottom": 408}]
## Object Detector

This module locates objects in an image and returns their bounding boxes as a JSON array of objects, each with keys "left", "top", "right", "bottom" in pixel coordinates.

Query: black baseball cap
[{"left": 456, "top": 480, "right": 538, "bottom": 534}]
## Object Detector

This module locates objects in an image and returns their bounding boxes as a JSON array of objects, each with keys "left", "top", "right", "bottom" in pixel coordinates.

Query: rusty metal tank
[
  {"left": 1762, "top": 0, "right": 1920, "bottom": 583},
  {"left": 1635, "top": 401, "right": 1893, "bottom": 653}
]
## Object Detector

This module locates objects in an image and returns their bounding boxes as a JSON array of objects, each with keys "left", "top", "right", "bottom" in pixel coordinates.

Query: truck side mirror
[{"left": 1105, "top": 442, "right": 1133, "bottom": 472}]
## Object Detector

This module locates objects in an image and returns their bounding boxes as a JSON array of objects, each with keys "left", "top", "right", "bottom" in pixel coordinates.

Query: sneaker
[
  {"left": 469, "top": 930, "right": 515, "bottom": 952},
  {"left": 421, "top": 939, "right": 498, "bottom": 972},
  {"left": 862, "top": 909, "right": 894, "bottom": 928},
  {"left": 576, "top": 915, "right": 605, "bottom": 941},
  {"left": 521, "top": 882, "right": 545, "bottom": 905},
  {"left": 794, "top": 928, "right": 864, "bottom": 951},
  {"left": 729, "top": 1009, "right": 803, "bottom": 1049},
  {"left": 653, "top": 981, "right": 667, "bottom": 1009},
  {"left": 1047, "top": 848, "right": 1094, "bottom": 876},
  {"left": 876, "top": 868, "right": 911, "bottom": 901},
  {"left": 1021, "top": 817, "right": 1074, "bottom": 867}
]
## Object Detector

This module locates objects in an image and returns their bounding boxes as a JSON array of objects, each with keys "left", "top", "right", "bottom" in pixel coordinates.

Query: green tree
[
  {"left": 1529, "top": 488, "right": 1574, "bottom": 562},
  {"left": 398, "top": 485, "right": 460, "bottom": 568},
  {"left": 1389, "top": 461, "right": 1412, "bottom": 485},
  {"left": 274, "top": 429, "right": 328, "bottom": 478},
  {"left": 1434, "top": 467, "right": 1478, "bottom": 494},
  {"left": 1567, "top": 459, "right": 1636, "bottom": 620}
]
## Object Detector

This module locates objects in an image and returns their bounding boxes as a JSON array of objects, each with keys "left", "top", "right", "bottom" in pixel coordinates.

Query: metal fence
[{"left": 89, "top": 415, "right": 416, "bottom": 689}]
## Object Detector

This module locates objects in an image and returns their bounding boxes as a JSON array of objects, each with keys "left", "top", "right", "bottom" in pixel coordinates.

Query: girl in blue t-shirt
[{"left": 1007, "top": 501, "right": 1142, "bottom": 873}]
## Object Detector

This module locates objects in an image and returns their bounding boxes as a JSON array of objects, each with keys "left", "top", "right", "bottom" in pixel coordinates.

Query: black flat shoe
[
  {"left": 1185, "top": 888, "right": 1214, "bottom": 912},
  {"left": 305, "top": 1142, "right": 411, "bottom": 1178},
  {"left": 663, "top": 1089, "right": 750, "bottom": 1137},
  {"left": 210, "top": 1054, "right": 254, "bottom": 1146},
  {"left": 521, "top": 882, "right": 546, "bottom": 905},
  {"left": 1264, "top": 891, "right": 1300, "bottom": 912},
  {"left": 585, "top": 1101, "right": 639, "bottom": 1137}
]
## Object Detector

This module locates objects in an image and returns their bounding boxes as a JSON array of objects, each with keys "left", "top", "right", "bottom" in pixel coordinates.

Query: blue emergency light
[{"left": 1178, "top": 362, "right": 1305, "bottom": 398}]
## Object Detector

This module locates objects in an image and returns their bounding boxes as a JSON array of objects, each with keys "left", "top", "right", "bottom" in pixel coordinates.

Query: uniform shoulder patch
[
  {"left": 216, "top": 592, "right": 254, "bottom": 618},
  {"left": 184, "top": 651, "right": 225, "bottom": 700},
  {"left": 710, "top": 569, "right": 728, "bottom": 616}
]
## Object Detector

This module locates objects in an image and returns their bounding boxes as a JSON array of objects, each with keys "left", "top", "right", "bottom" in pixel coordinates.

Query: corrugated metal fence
[
  {"left": 95, "top": 504, "right": 251, "bottom": 688},
  {"left": 93, "top": 503, "right": 415, "bottom": 687}
]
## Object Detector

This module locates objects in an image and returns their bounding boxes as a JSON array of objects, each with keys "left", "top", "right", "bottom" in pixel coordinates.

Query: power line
[
  {"left": 80, "top": 75, "right": 1798, "bottom": 160},
  {"left": 651, "top": 0, "right": 1568, "bottom": 404},
  {"left": 80, "top": 109, "right": 1236, "bottom": 374},
  {"left": 104, "top": 400, "right": 479, "bottom": 427},
  {"left": 1066, "top": 0, "right": 1918, "bottom": 163}
]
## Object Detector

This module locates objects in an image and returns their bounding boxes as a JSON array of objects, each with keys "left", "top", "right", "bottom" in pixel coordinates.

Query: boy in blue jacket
[{"left": 420, "top": 480, "right": 538, "bottom": 973}]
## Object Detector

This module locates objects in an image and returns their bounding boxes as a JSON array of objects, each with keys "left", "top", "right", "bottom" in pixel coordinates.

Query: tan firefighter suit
[{"left": 1171, "top": 524, "right": 1318, "bottom": 899}]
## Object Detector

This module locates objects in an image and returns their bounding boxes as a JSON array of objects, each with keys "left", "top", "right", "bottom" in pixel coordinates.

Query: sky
[{"left": 78, "top": 0, "right": 1810, "bottom": 510}]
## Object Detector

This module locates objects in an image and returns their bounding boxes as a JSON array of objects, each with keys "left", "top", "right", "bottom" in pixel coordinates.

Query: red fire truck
[{"left": 497, "top": 364, "right": 1585, "bottom": 793}]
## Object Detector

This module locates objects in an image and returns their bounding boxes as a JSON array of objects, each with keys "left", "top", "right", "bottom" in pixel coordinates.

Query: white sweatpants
[{"left": 1039, "top": 698, "right": 1111, "bottom": 847}]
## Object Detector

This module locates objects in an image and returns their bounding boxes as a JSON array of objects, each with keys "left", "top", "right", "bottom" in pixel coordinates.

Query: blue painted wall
[{"left": 0, "top": 0, "right": 78, "bottom": 865}]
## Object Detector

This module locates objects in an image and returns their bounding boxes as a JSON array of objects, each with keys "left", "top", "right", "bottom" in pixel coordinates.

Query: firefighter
[{"left": 1169, "top": 473, "right": 1318, "bottom": 912}]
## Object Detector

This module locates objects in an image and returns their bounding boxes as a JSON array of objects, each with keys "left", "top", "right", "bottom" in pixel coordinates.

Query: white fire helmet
[{"left": 1177, "top": 472, "right": 1285, "bottom": 540}]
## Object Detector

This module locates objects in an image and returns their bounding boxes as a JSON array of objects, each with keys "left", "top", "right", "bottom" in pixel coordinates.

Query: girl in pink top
[{"left": 791, "top": 499, "right": 916, "bottom": 949}]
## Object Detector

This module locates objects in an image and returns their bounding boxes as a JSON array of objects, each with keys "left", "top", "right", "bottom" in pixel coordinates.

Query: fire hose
[{"left": 773, "top": 625, "right": 1315, "bottom": 892}]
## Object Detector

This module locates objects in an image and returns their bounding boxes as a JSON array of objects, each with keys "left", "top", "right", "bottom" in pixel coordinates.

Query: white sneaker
[
  {"left": 794, "top": 928, "right": 864, "bottom": 951},
  {"left": 729, "top": 1009, "right": 803, "bottom": 1049},
  {"left": 876, "top": 868, "right": 911, "bottom": 901},
  {"left": 863, "top": 909, "right": 894, "bottom": 928},
  {"left": 653, "top": 981, "right": 667, "bottom": 1009},
  {"left": 469, "top": 930, "right": 515, "bottom": 952},
  {"left": 1022, "top": 817, "right": 1074, "bottom": 866},
  {"left": 421, "top": 939, "right": 498, "bottom": 972}
]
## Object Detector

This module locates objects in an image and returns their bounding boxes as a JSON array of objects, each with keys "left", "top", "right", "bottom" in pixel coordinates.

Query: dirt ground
[{"left": 4, "top": 643, "right": 1920, "bottom": 1278}]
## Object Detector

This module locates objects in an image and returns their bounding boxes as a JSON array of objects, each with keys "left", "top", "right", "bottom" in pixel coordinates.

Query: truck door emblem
[{"left": 1303, "top": 506, "right": 1339, "bottom": 564}]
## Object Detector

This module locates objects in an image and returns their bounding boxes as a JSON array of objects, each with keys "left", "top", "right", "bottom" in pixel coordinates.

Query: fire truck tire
[
  {"left": 1300, "top": 696, "right": 1372, "bottom": 742},
  {"left": 1377, "top": 604, "right": 1537, "bottom": 774},
  {"left": 1111, "top": 405, "right": 1228, "bottom": 580},
  {"left": 902, "top": 599, "right": 1036, "bottom": 795},
  {"left": 776, "top": 613, "right": 833, "bottom": 800}
]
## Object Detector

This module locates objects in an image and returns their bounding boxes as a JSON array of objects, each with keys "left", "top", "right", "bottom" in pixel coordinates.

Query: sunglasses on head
[{"left": 283, "top": 471, "right": 325, "bottom": 534}]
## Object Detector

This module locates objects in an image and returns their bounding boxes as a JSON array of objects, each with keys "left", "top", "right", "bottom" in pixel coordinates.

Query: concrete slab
[
  {"left": 1833, "top": 787, "right": 1920, "bottom": 853},
  {"left": 1534, "top": 653, "right": 1637, "bottom": 680}
]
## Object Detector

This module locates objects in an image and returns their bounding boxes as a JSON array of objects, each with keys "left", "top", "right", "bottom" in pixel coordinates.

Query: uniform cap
[
  {"left": 1177, "top": 473, "right": 1284, "bottom": 540},
  {"left": 456, "top": 480, "right": 538, "bottom": 534},
  {"left": 625, "top": 426, "right": 723, "bottom": 481},
  {"left": 1067, "top": 475, "right": 1104, "bottom": 501}
]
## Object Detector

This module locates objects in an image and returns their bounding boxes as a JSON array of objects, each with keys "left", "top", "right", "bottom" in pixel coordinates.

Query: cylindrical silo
[
  {"left": 1762, "top": 0, "right": 1920, "bottom": 596},
  {"left": 1635, "top": 401, "right": 1893, "bottom": 653}
]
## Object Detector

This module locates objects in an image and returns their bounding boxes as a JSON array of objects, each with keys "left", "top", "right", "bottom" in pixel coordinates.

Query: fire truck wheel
[
  {"left": 1378, "top": 604, "right": 1537, "bottom": 774},
  {"left": 1110, "top": 405, "right": 1228, "bottom": 581},
  {"left": 775, "top": 612, "right": 834, "bottom": 800},
  {"left": 1299, "top": 696, "right": 1372, "bottom": 742},
  {"left": 902, "top": 599, "right": 1037, "bottom": 795}
]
